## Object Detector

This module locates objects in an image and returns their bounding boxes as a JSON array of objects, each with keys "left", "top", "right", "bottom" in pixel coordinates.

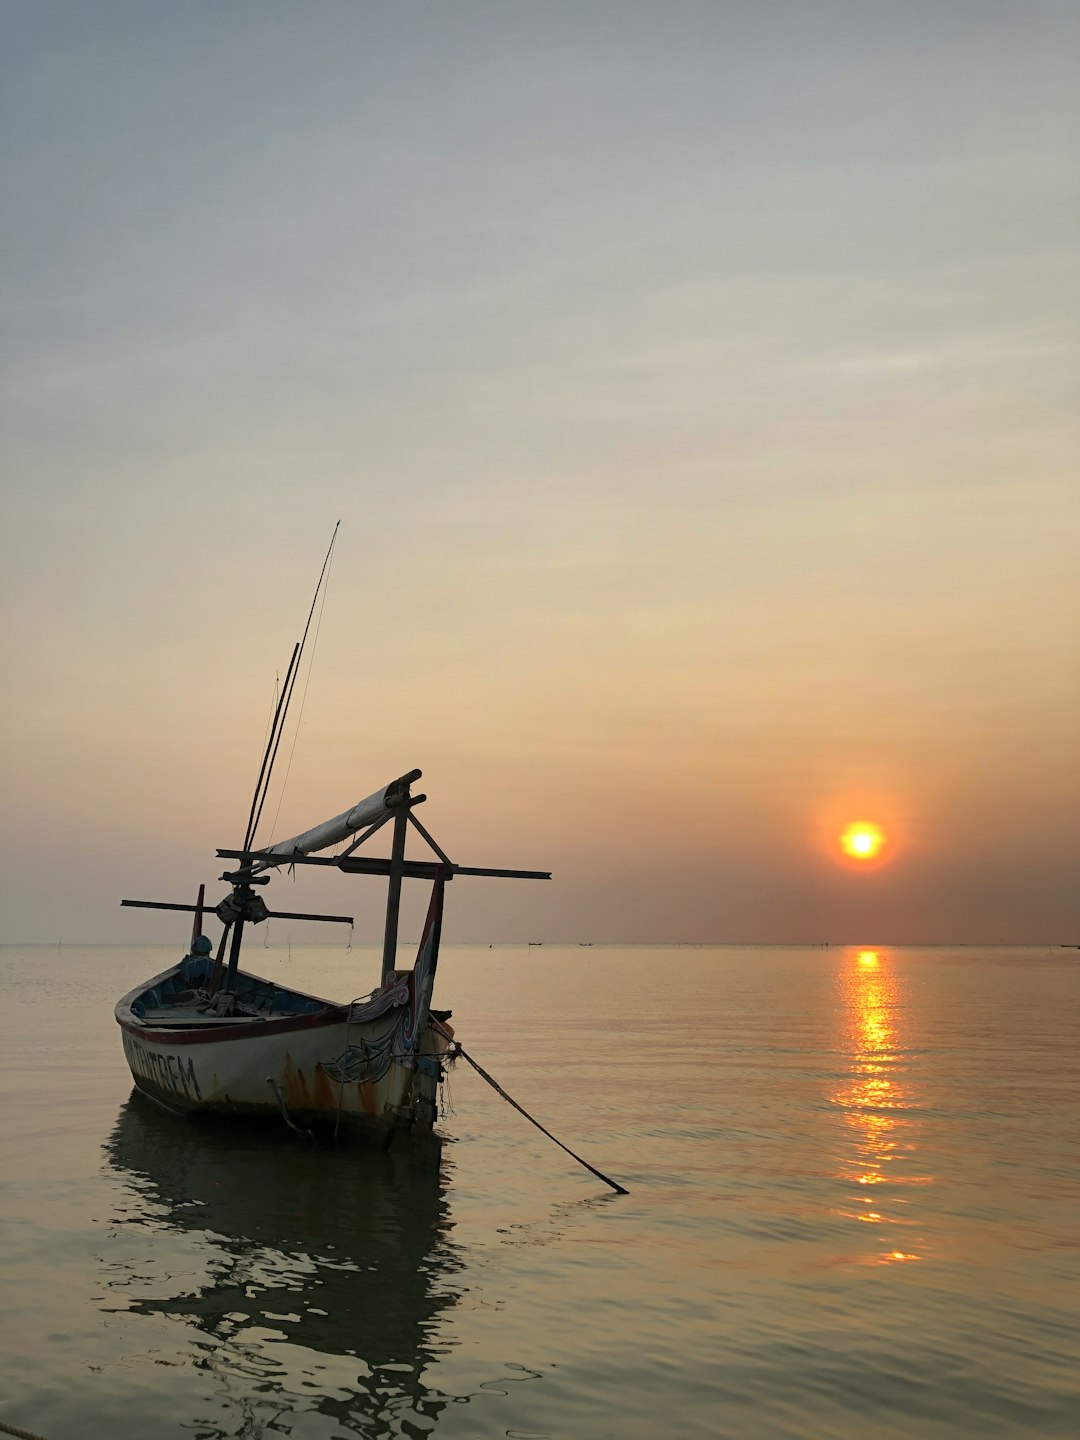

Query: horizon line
[{"left": 1, "top": 939, "right": 1075, "bottom": 951}]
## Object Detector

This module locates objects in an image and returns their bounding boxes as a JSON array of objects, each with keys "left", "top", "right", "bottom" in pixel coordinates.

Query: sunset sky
[{"left": 2, "top": 2, "right": 1077, "bottom": 945}]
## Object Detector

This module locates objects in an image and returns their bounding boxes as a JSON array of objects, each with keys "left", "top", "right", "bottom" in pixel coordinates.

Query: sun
[{"left": 840, "top": 822, "right": 885, "bottom": 861}]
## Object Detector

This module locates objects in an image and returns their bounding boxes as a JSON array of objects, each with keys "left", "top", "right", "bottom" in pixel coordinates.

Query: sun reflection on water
[{"left": 833, "top": 947, "right": 924, "bottom": 1264}]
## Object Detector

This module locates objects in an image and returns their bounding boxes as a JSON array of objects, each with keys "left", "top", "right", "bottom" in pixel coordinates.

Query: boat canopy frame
[{"left": 122, "top": 768, "right": 550, "bottom": 988}]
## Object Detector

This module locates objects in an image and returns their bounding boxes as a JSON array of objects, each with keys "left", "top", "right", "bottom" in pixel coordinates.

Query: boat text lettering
[{"left": 123, "top": 1032, "right": 202, "bottom": 1100}]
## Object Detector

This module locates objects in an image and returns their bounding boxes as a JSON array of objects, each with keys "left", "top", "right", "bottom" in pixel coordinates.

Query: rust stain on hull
[
  {"left": 282, "top": 1054, "right": 311, "bottom": 1110},
  {"left": 282, "top": 1053, "right": 343, "bottom": 1116}
]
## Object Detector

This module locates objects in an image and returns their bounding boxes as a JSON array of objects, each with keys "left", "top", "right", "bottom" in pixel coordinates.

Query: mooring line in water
[
  {"left": 451, "top": 1041, "right": 628, "bottom": 1196},
  {"left": 0, "top": 1418, "right": 50, "bottom": 1440}
]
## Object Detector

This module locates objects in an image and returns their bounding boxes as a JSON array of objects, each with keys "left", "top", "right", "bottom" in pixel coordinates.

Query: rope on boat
[
  {"left": 333, "top": 1009, "right": 357, "bottom": 1140},
  {"left": 266, "top": 1077, "right": 316, "bottom": 1143},
  {"left": 0, "top": 1418, "right": 50, "bottom": 1440}
]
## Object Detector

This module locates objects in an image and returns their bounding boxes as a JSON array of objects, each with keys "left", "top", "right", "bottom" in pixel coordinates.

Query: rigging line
[
  {"left": 264, "top": 542, "right": 335, "bottom": 846},
  {"left": 247, "top": 521, "right": 340, "bottom": 850},
  {"left": 259, "top": 671, "right": 281, "bottom": 761}
]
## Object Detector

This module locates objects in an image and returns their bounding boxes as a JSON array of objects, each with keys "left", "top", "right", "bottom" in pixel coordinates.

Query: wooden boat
[
  {"left": 116, "top": 534, "right": 549, "bottom": 1145},
  {"left": 117, "top": 772, "right": 549, "bottom": 1143},
  {"left": 117, "top": 769, "right": 549, "bottom": 1143}
]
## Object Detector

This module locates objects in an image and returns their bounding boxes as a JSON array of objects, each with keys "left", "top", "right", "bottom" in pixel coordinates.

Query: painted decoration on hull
[
  {"left": 319, "top": 877, "right": 444, "bottom": 1088},
  {"left": 320, "top": 1020, "right": 403, "bottom": 1086},
  {"left": 323, "top": 872, "right": 445, "bottom": 1084},
  {"left": 348, "top": 972, "right": 410, "bottom": 1023}
]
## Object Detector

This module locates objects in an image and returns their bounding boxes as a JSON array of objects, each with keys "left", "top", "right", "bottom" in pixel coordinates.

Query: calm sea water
[{"left": 1, "top": 942, "right": 1077, "bottom": 1439}]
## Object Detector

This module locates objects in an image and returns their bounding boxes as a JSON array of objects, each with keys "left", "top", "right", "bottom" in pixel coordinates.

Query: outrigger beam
[
  {"left": 121, "top": 899, "right": 354, "bottom": 925},
  {"left": 215, "top": 849, "right": 551, "bottom": 882}
]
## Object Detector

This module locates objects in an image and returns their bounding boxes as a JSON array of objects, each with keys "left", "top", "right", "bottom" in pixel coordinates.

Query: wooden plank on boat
[{"left": 136, "top": 1014, "right": 269, "bottom": 1026}]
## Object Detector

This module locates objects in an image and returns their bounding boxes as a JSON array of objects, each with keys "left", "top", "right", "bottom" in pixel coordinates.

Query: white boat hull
[{"left": 115, "top": 963, "right": 450, "bottom": 1143}]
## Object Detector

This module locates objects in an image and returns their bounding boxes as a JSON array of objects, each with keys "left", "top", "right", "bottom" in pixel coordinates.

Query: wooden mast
[
  {"left": 381, "top": 790, "right": 411, "bottom": 982},
  {"left": 224, "top": 919, "right": 246, "bottom": 992}
]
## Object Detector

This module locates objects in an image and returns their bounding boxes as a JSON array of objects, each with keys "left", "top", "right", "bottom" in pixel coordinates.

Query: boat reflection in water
[
  {"left": 832, "top": 948, "right": 925, "bottom": 1264},
  {"left": 102, "top": 1092, "right": 463, "bottom": 1436}
]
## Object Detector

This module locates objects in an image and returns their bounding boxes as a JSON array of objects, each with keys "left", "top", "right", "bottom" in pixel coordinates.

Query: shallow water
[{"left": 1, "top": 942, "right": 1078, "bottom": 1439}]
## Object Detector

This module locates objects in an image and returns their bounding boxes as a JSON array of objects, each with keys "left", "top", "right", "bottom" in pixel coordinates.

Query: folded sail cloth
[{"left": 259, "top": 776, "right": 411, "bottom": 862}]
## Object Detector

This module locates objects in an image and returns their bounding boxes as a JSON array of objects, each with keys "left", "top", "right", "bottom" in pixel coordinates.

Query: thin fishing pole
[
  {"left": 243, "top": 521, "right": 340, "bottom": 851},
  {"left": 250, "top": 668, "right": 283, "bottom": 811},
  {"left": 248, "top": 521, "right": 339, "bottom": 847},
  {"left": 243, "top": 642, "right": 300, "bottom": 851},
  {"left": 264, "top": 549, "right": 335, "bottom": 846}
]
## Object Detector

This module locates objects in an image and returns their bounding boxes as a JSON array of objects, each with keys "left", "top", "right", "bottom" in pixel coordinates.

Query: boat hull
[{"left": 116, "top": 963, "right": 449, "bottom": 1143}]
